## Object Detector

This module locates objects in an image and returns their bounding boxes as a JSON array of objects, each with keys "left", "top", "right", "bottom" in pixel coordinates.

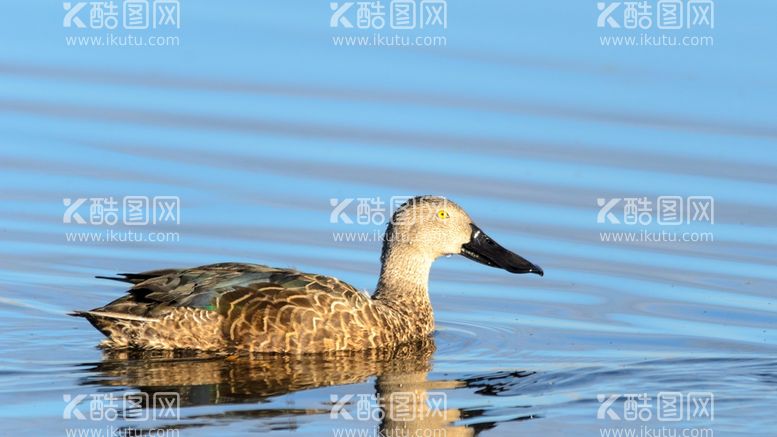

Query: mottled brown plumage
[{"left": 73, "top": 196, "right": 542, "bottom": 353}]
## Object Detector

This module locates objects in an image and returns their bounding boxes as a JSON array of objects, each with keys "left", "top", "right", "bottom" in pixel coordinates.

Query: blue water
[{"left": 0, "top": 1, "right": 775, "bottom": 436}]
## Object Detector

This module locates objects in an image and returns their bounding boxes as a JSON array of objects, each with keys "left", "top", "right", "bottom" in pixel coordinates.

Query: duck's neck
[{"left": 373, "top": 243, "right": 435, "bottom": 313}]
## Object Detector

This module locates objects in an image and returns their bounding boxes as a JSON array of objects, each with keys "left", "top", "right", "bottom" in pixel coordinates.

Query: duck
[{"left": 72, "top": 196, "right": 543, "bottom": 353}]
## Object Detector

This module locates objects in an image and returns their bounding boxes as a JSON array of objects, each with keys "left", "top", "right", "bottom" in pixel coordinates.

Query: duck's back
[{"left": 75, "top": 263, "right": 390, "bottom": 353}]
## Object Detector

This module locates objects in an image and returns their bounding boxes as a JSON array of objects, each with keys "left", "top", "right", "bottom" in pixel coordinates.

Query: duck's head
[{"left": 386, "top": 196, "right": 543, "bottom": 276}]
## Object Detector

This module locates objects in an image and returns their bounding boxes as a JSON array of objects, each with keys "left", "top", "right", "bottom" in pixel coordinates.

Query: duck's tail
[
  {"left": 69, "top": 310, "right": 157, "bottom": 322},
  {"left": 70, "top": 308, "right": 225, "bottom": 350},
  {"left": 70, "top": 310, "right": 160, "bottom": 348}
]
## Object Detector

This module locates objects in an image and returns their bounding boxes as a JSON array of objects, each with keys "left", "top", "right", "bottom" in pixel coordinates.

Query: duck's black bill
[{"left": 460, "top": 224, "right": 543, "bottom": 276}]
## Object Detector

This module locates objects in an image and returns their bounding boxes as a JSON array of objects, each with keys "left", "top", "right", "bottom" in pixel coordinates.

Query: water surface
[{"left": 0, "top": 2, "right": 776, "bottom": 436}]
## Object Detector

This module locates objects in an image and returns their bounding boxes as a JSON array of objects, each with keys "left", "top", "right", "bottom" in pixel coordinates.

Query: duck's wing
[{"left": 76, "top": 262, "right": 362, "bottom": 320}]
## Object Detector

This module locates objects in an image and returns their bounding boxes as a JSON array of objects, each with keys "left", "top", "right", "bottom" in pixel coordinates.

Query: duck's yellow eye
[{"left": 437, "top": 209, "right": 450, "bottom": 220}]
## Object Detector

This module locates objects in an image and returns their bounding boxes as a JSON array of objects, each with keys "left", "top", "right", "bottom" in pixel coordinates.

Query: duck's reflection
[{"left": 82, "top": 338, "right": 474, "bottom": 436}]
